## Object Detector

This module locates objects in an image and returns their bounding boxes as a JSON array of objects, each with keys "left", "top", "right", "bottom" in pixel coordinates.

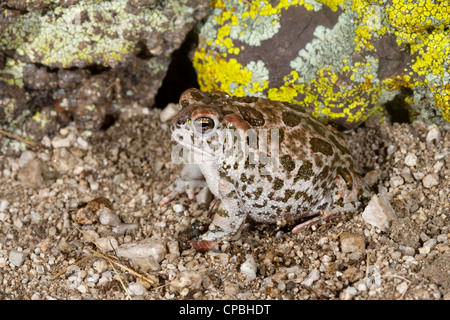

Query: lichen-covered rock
[
  {"left": 0, "top": 0, "right": 209, "bottom": 153},
  {"left": 193, "top": 0, "right": 450, "bottom": 128}
]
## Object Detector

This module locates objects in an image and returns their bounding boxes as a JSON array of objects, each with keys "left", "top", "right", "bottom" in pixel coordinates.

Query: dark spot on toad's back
[
  {"left": 310, "top": 137, "right": 334, "bottom": 156},
  {"left": 273, "top": 177, "right": 284, "bottom": 190},
  {"left": 238, "top": 106, "right": 265, "bottom": 126},
  {"left": 281, "top": 154, "right": 295, "bottom": 172},
  {"left": 337, "top": 167, "right": 353, "bottom": 190},
  {"left": 294, "top": 160, "right": 314, "bottom": 183},
  {"left": 282, "top": 111, "right": 303, "bottom": 127},
  {"left": 327, "top": 133, "right": 351, "bottom": 155}
]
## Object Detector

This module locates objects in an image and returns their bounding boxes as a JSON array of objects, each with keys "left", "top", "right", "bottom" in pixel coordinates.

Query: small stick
[
  {"left": 88, "top": 248, "right": 157, "bottom": 286},
  {"left": 0, "top": 128, "right": 35, "bottom": 146},
  {"left": 109, "top": 261, "right": 132, "bottom": 300},
  {"left": 51, "top": 255, "right": 93, "bottom": 280}
]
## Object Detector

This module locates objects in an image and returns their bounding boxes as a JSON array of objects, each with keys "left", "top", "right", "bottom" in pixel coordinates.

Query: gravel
[{"left": 0, "top": 107, "right": 449, "bottom": 300}]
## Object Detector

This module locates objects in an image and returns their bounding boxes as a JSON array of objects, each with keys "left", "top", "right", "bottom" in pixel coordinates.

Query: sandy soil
[{"left": 0, "top": 103, "right": 448, "bottom": 300}]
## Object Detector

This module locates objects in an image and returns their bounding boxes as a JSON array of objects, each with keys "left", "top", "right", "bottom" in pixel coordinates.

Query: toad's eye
[{"left": 192, "top": 117, "right": 216, "bottom": 135}]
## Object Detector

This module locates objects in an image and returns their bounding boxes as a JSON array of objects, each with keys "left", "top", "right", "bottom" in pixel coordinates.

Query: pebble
[
  {"left": 301, "top": 269, "right": 320, "bottom": 286},
  {"left": 396, "top": 281, "right": 409, "bottom": 295},
  {"left": 240, "top": 255, "right": 257, "bottom": 280},
  {"left": 96, "top": 237, "right": 119, "bottom": 252},
  {"left": 18, "top": 159, "right": 44, "bottom": 189},
  {"left": 128, "top": 282, "right": 147, "bottom": 296},
  {"left": 116, "top": 238, "right": 166, "bottom": 262},
  {"left": 389, "top": 176, "right": 404, "bottom": 188},
  {"left": 169, "top": 271, "right": 203, "bottom": 292},
  {"left": 404, "top": 153, "right": 417, "bottom": 167},
  {"left": 98, "top": 211, "right": 121, "bottom": 227},
  {"left": 340, "top": 232, "right": 365, "bottom": 253},
  {"left": 224, "top": 282, "right": 240, "bottom": 296},
  {"left": 422, "top": 174, "right": 439, "bottom": 188},
  {"left": 159, "top": 103, "right": 181, "bottom": 123},
  {"left": 172, "top": 204, "right": 185, "bottom": 213},
  {"left": 51, "top": 136, "right": 72, "bottom": 149},
  {"left": 423, "top": 238, "right": 437, "bottom": 249},
  {"left": 426, "top": 125, "right": 441, "bottom": 144},
  {"left": 114, "top": 223, "right": 139, "bottom": 235},
  {"left": 9, "top": 250, "right": 27, "bottom": 267},
  {"left": 18, "top": 151, "right": 36, "bottom": 168},
  {"left": 362, "top": 194, "right": 396, "bottom": 231},
  {"left": 0, "top": 200, "right": 9, "bottom": 212}
]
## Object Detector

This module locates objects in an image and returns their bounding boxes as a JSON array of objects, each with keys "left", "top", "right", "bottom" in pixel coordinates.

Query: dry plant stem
[
  {"left": 0, "top": 129, "right": 35, "bottom": 146},
  {"left": 51, "top": 255, "right": 94, "bottom": 280},
  {"left": 88, "top": 248, "right": 158, "bottom": 286}
]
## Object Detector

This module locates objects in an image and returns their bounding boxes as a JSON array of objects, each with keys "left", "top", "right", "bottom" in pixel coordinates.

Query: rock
[
  {"left": 0, "top": 200, "right": 9, "bottom": 212},
  {"left": 301, "top": 269, "right": 320, "bottom": 286},
  {"left": 364, "top": 169, "right": 382, "bottom": 187},
  {"left": 240, "top": 255, "right": 257, "bottom": 280},
  {"left": 18, "top": 158, "right": 44, "bottom": 189},
  {"left": 396, "top": 281, "right": 409, "bottom": 295},
  {"left": 160, "top": 103, "right": 182, "bottom": 123},
  {"left": 426, "top": 125, "right": 441, "bottom": 144},
  {"left": 116, "top": 238, "right": 166, "bottom": 263},
  {"left": 128, "top": 282, "right": 147, "bottom": 296},
  {"left": 169, "top": 271, "right": 203, "bottom": 292},
  {"left": 404, "top": 153, "right": 417, "bottom": 167},
  {"left": 172, "top": 204, "right": 185, "bottom": 213},
  {"left": 389, "top": 176, "right": 404, "bottom": 188},
  {"left": 9, "top": 250, "right": 27, "bottom": 267},
  {"left": 224, "top": 282, "right": 240, "bottom": 296},
  {"left": 422, "top": 174, "right": 439, "bottom": 188},
  {"left": 51, "top": 136, "right": 72, "bottom": 149},
  {"left": 114, "top": 223, "right": 139, "bottom": 235},
  {"left": 96, "top": 237, "right": 119, "bottom": 252},
  {"left": 18, "top": 150, "right": 36, "bottom": 168},
  {"left": 340, "top": 232, "right": 365, "bottom": 253},
  {"left": 98, "top": 210, "right": 121, "bottom": 227},
  {"left": 362, "top": 194, "right": 396, "bottom": 231}
]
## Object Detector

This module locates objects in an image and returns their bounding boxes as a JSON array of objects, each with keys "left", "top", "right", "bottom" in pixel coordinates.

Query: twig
[
  {"left": 51, "top": 255, "right": 93, "bottom": 280},
  {"left": 88, "top": 248, "right": 157, "bottom": 286},
  {"left": 0, "top": 128, "right": 35, "bottom": 146},
  {"left": 109, "top": 260, "right": 132, "bottom": 300}
]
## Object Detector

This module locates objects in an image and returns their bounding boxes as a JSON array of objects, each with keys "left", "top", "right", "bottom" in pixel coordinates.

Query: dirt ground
[{"left": 0, "top": 103, "right": 448, "bottom": 300}]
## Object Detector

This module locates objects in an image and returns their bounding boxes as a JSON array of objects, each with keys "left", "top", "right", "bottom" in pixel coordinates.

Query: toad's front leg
[
  {"left": 200, "top": 198, "right": 246, "bottom": 241},
  {"left": 159, "top": 164, "right": 211, "bottom": 206}
]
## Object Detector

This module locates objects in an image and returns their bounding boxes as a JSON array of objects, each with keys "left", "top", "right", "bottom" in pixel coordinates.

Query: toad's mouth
[{"left": 172, "top": 128, "right": 217, "bottom": 161}]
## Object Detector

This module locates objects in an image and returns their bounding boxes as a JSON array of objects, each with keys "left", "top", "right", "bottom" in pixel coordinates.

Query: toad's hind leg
[{"left": 200, "top": 198, "right": 247, "bottom": 241}]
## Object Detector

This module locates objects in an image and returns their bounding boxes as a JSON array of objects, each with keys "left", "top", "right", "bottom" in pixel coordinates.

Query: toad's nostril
[{"left": 175, "top": 119, "right": 183, "bottom": 128}]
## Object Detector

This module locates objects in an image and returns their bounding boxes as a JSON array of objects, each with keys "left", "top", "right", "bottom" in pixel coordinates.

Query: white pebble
[
  {"left": 0, "top": 200, "right": 9, "bottom": 212},
  {"left": 96, "top": 237, "right": 119, "bottom": 252},
  {"left": 423, "top": 238, "right": 437, "bottom": 249},
  {"left": 172, "top": 204, "right": 185, "bottom": 213},
  {"left": 362, "top": 194, "right": 396, "bottom": 231},
  {"left": 422, "top": 174, "right": 439, "bottom": 188},
  {"left": 116, "top": 238, "right": 166, "bottom": 262},
  {"left": 9, "top": 250, "right": 27, "bottom": 267},
  {"left": 170, "top": 271, "right": 203, "bottom": 292},
  {"left": 340, "top": 232, "right": 365, "bottom": 253},
  {"left": 301, "top": 269, "right": 320, "bottom": 286},
  {"left": 404, "top": 153, "right": 417, "bottom": 167},
  {"left": 98, "top": 211, "right": 121, "bottom": 227},
  {"left": 51, "top": 136, "right": 72, "bottom": 148},
  {"left": 396, "top": 281, "right": 409, "bottom": 295},
  {"left": 18, "top": 150, "right": 36, "bottom": 168},
  {"left": 128, "top": 283, "right": 147, "bottom": 296},
  {"left": 160, "top": 103, "right": 181, "bottom": 123},
  {"left": 240, "top": 255, "right": 257, "bottom": 280},
  {"left": 426, "top": 125, "right": 441, "bottom": 144}
]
